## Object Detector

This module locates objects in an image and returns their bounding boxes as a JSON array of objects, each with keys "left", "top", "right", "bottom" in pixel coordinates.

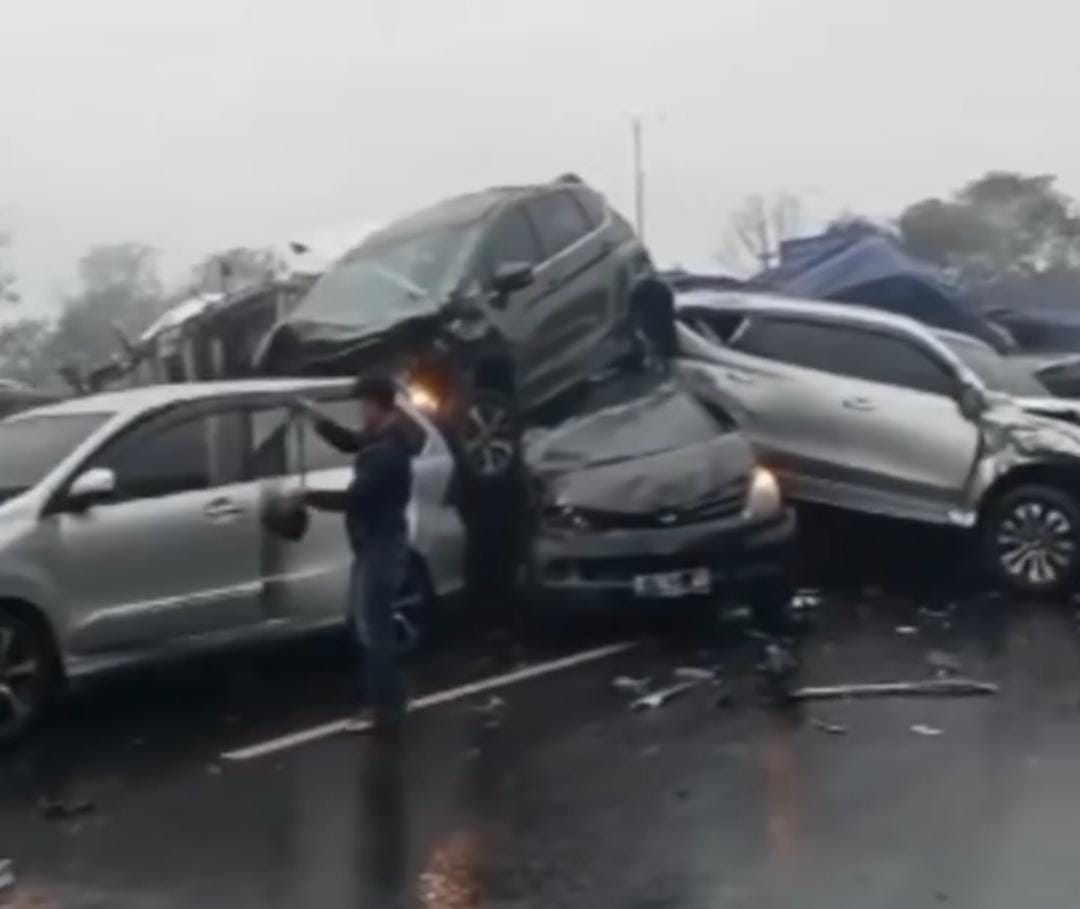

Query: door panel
[{"left": 57, "top": 410, "right": 262, "bottom": 654}]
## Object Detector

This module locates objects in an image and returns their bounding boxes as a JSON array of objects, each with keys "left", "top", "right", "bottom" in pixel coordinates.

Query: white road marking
[{"left": 222, "top": 640, "right": 639, "bottom": 762}]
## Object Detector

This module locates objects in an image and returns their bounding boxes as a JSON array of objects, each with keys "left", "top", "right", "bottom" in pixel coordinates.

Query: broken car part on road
[{"left": 790, "top": 678, "right": 999, "bottom": 701}]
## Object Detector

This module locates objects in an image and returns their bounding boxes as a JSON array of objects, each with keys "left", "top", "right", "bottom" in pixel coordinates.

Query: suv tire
[
  {"left": 457, "top": 388, "right": 521, "bottom": 483},
  {"left": 0, "top": 608, "right": 58, "bottom": 746},
  {"left": 983, "top": 484, "right": 1080, "bottom": 597}
]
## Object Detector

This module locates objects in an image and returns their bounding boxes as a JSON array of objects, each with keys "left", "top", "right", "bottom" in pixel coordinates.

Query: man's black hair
[{"left": 352, "top": 374, "right": 397, "bottom": 410}]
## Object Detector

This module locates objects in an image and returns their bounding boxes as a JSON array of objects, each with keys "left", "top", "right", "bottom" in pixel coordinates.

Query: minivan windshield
[
  {"left": 293, "top": 222, "right": 483, "bottom": 328},
  {"left": 940, "top": 335, "right": 1049, "bottom": 398},
  {"left": 0, "top": 413, "right": 111, "bottom": 503}
]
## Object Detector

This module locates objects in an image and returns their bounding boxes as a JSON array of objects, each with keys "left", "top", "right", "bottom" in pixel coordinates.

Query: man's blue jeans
[{"left": 349, "top": 534, "right": 408, "bottom": 722}]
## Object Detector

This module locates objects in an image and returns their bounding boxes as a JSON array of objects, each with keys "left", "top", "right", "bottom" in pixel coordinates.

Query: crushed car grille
[{"left": 574, "top": 478, "right": 747, "bottom": 530}]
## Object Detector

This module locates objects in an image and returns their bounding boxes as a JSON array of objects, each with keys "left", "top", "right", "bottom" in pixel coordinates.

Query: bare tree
[{"left": 725, "top": 193, "right": 803, "bottom": 270}]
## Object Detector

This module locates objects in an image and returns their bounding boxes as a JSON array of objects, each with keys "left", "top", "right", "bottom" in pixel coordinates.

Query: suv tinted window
[
  {"left": 482, "top": 207, "right": 543, "bottom": 273},
  {"left": 733, "top": 318, "right": 956, "bottom": 396},
  {"left": 528, "top": 192, "right": 592, "bottom": 259},
  {"left": 90, "top": 412, "right": 240, "bottom": 500}
]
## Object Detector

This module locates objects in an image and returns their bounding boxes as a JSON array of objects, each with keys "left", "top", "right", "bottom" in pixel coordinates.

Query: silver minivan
[
  {"left": 0, "top": 379, "right": 465, "bottom": 742},
  {"left": 676, "top": 291, "right": 1080, "bottom": 597}
]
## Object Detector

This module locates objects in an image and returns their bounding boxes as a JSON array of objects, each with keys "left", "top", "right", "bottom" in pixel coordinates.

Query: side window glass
[
  {"left": 573, "top": 188, "right": 607, "bottom": 228},
  {"left": 729, "top": 319, "right": 840, "bottom": 372},
  {"left": 482, "top": 208, "right": 543, "bottom": 275},
  {"left": 90, "top": 413, "right": 233, "bottom": 500},
  {"left": 527, "top": 192, "right": 592, "bottom": 259},
  {"left": 247, "top": 408, "right": 297, "bottom": 479},
  {"left": 848, "top": 333, "right": 956, "bottom": 396},
  {"left": 693, "top": 312, "right": 748, "bottom": 345}
]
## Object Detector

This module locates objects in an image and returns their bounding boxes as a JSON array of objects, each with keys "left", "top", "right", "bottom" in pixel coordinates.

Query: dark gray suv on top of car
[{"left": 257, "top": 176, "right": 654, "bottom": 481}]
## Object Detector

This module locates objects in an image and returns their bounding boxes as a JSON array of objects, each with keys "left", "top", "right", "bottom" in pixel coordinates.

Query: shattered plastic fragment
[
  {"left": 0, "top": 858, "right": 13, "bottom": 894},
  {"left": 895, "top": 625, "right": 919, "bottom": 635},
  {"left": 911, "top": 724, "right": 944, "bottom": 737},
  {"left": 810, "top": 717, "right": 848, "bottom": 736},
  {"left": 38, "top": 796, "right": 96, "bottom": 821},
  {"left": 612, "top": 675, "right": 651, "bottom": 696},
  {"left": 674, "top": 667, "right": 717, "bottom": 683},
  {"left": 790, "top": 678, "right": 998, "bottom": 701},
  {"left": 631, "top": 680, "right": 698, "bottom": 711},
  {"left": 926, "top": 650, "right": 963, "bottom": 675}
]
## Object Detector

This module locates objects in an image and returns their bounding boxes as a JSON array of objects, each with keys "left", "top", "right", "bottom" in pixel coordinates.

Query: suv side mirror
[
  {"left": 958, "top": 383, "right": 988, "bottom": 421},
  {"left": 66, "top": 468, "right": 116, "bottom": 510},
  {"left": 491, "top": 262, "right": 535, "bottom": 297}
]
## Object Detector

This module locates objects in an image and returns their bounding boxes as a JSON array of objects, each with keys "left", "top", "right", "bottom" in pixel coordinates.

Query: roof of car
[
  {"left": 15, "top": 379, "right": 351, "bottom": 419},
  {"left": 675, "top": 288, "right": 936, "bottom": 338}
]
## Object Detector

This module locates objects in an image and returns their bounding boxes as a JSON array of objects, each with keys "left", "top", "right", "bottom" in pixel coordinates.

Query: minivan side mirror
[
  {"left": 491, "top": 262, "right": 535, "bottom": 297},
  {"left": 66, "top": 468, "right": 116, "bottom": 510},
  {"left": 958, "top": 382, "right": 988, "bottom": 421}
]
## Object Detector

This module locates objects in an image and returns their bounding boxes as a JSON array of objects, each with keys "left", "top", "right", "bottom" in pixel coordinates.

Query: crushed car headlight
[
  {"left": 541, "top": 503, "right": 593, "bottom": 533},
  {"left": 743, "top": 466, "right": 783, "bottom": 519}
]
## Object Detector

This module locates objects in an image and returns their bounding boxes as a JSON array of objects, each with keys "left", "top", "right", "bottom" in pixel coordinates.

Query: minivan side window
[
  {"left": 87, "top": 412, "right": 242, "bottom": 500},
  {"left": 732, "top": 318, "right": 956, "bottom": 396},
  {"left": 527, "top": 192, "right": 593, "bottom": 259},
  {"left": 482, "top": 207, "right": 544, "bottom": 275}
]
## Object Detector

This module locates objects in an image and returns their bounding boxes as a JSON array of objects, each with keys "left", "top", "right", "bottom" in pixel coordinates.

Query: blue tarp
[{"left": 753, "top": 227, "right": 1011, "bottom": 351}]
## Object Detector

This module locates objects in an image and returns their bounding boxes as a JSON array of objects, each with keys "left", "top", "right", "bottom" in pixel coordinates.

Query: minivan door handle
[
  {"left": 841, "top": 396, "right": 876, "bottom": 412},
  {"left": 204, "top": 497, "right": 244, "bottom": 522}
]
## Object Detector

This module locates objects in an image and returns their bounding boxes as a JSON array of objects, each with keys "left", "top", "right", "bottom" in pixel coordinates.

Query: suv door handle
[
  {"left": 204, "top": 497, "right": 244, "bottom": 522},
  {"left": 726, "top": 370, "right": 755, "bottom": 385},
  {"left": 841, "top": 396, "right": 876, "bottom": 412}
]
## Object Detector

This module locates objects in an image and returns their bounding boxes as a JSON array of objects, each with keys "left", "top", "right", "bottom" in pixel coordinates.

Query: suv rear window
[
  {"left": 528, "top": 192, "right": 593, "bottom": 258},
  {"left": 733, "top": 318, "right": 956, "bottom": 396}
]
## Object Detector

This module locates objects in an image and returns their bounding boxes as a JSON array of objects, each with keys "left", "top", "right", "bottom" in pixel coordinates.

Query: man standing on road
[{"left": 292, "top": 376, "right": 422, "bottom": 734}]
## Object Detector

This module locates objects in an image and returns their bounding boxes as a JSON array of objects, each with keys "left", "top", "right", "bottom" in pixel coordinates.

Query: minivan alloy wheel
[
  {"left": 460, "top": 392, "right": 518, "bottom": 479},
  {"left": 0, "top": 614, "right": 50, "bottom": 740},
  {"left": 995, "top": 500, "right": 1076, "bottom": 587}
]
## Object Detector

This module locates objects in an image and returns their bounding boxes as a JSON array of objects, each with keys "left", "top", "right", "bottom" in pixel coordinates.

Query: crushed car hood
[
  {"left": 981, "top": 397, "right": 1080, "bottom": 461},
  {"left": 526, "top": 381, "right": 752, "bottom": 514}
]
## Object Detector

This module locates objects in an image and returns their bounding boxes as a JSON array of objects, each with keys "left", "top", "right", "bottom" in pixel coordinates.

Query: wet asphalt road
[{"left": 5, "top": 516, "right": 1080, "bottom": 908}]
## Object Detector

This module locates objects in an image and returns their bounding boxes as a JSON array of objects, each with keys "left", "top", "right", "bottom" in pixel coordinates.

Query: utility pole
[{"left": 631, "top": 115, "right": 645, "bottom": 242}]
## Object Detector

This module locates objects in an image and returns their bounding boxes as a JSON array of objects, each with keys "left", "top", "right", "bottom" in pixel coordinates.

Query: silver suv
[
  {"left": 0, "top": 380, "right": 464, "bottom": 742},
  {"left": 676, "top": 290, "right": 1080, "bottom": 597}
]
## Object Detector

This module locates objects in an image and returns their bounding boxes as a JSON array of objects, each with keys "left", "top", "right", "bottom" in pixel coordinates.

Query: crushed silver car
[
  {"left": 524, "top": 377, "right": 794, "bottom": 612},
  {"left": 0, "top": 379, "right": 464, "bottom": 742},
  {"left": 675, "top": 290, "right": 1080, "bottom": 597}
]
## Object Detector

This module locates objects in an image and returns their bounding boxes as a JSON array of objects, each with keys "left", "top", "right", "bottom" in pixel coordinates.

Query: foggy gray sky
[{"left": 3, "top": 0, "right": 1079, "bottom": 313}]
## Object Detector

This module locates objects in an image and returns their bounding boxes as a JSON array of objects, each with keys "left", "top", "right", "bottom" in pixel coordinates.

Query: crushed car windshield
[
  {"left": 0, "top": 413, "right": 111, "bottom": 501},
  {"left": 941, "top": 335, "right": 1049, "bottom": 397},
  {"left": 293, "top": 222, "right": 483, "bottom": 327}
]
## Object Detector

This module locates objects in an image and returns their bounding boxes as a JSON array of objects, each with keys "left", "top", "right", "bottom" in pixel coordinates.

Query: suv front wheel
[
  {"left": 0, "top": 608, "right": 58, "bottom": 746},
  {"left": 458, "top": 388, "right": 521, "bottom": 482},
  {"left": 983, "top": 484, "right": 1080, "bottom": 597}
]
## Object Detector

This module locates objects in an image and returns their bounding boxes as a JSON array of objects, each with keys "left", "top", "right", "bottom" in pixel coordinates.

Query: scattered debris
[
  {"left": 790, "top": 678, "right": 998, "bottom": 702},
  {"left": 810, "top": 717, "right": 848, "bottom": 736},
  {"left": 714, "top": 687, "right": 735, "bottom": 709},
  {"left": 911, "top": 723, "right": 944, "bottom": 737},
  {"left": 0, "top": 859, "right": 14, "bottom": 895},
  {"left": 206, "top": 764, "right": 223, "bottom": 777},
  {"left": 473, "top": 695, "right": 506, "bottom": 730},
  {"left": 792, "top": 589, "right": 822, "bottom": 610},
  {"left": 895, "top": 625, "right": 919, "bottom": 636},
  {"left": 674, "top": 666, "right": 718, "bottom": 683},
  {"left": 676, "top": 788, "right": 692, "bottom": 800},
  {"left": 38, "top": 796, "right": 96, "bottom": 821},
  {"left": 612, "top": 675, "right": 652, "bottom": 696},
  {"left": 631, "top": 680, "right": 698, "bottom": 711},
  {"left": 926, "top": 650, "right": 963, "bottom": 676},
  {"left": 861, "top": 585, "right": 883, "bottom": 598}
]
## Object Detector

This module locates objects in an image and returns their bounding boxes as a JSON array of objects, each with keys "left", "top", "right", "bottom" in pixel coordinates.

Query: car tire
[
  {"left": 982, "top": 484, "right": 1080, "bottom": 597},
  {"left": 0, "top": 607, "right": 59, "bottom": 747},
  {"left": 394, "top": 552, "right": 439, "bottom": 655},
  {"left": 457, "top": 388, "right": 521, "bottom": 484}
]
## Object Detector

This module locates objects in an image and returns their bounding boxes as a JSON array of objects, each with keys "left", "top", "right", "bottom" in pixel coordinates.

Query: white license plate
[{"left": 632, "top": 568, "right": 712, "bottom": 598}]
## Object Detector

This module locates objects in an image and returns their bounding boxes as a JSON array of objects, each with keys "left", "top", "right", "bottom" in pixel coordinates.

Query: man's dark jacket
[{"left": 304, "top": 412, "right": 423, "bottom": 549}]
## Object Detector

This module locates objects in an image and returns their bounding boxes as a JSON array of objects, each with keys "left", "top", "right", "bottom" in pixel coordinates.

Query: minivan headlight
[{"left": 744, "top": 467, "right": 783, "bottom": 519}]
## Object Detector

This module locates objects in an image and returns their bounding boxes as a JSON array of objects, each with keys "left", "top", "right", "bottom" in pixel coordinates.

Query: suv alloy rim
[
  {"left": 462, "top": 397, "right": 516, "bottom": 478},
  {"left": 0, "top": 622, "right": 43, "bottom": 735},
  {"left": 995, "top": 500, "right": 1076, "bottom": 587}
]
